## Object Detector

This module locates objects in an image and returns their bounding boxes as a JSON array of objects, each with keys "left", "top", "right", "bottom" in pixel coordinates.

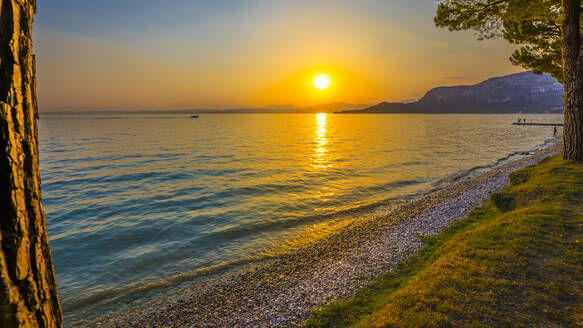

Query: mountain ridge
[
  {"left": 40, "top": 102, "right": 370, "bottom": 115},
  {"left": 339, "top": 71, "right": 564, "bottom": 114}
]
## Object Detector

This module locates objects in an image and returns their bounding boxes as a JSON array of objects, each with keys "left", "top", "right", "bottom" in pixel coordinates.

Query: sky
[{"left": 33, "top": 0, "right": 524, "bottom": 112}]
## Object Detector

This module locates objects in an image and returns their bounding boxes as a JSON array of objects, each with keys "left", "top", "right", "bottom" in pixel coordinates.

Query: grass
[{"left": 304, "top": 155, "right": 583, "bottom": 327}]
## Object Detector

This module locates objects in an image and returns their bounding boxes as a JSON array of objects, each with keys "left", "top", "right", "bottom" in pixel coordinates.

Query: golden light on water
[
  {"left": 261, "top": 218, "right": 356, "bottom": 257},
  {"left": 313, "top": 73, "right": 331, "bottom": 90},
  {"left": 317, "top": 113, "right": 327, "bottom": 128},
  {"left": 313, "top": 113, "right": 329, "bottom": 169}
]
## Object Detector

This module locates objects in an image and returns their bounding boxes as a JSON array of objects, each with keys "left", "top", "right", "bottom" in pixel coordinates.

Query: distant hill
[
  {"left": 42, "top": 102, "right": 370, "bottom": 115},
  {"left": 179, "top": 102, "right": 369, "bottom": 114},
  {"left": 339, "top": 71, "right": 564, "bottom": 114}
]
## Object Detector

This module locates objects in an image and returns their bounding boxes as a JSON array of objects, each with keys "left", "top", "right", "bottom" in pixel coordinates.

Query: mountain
[
  {"left": 43, "top": 102, "right": 369, "bottom": 115},
  {"left": 249, "top": 102, "right": 369, "bottom": 113},
  {"left": 178, "top": 102, "right": 369, "bottom": 114},
  {"left": 305, "top": 102, "right": 371, "bottom": 113},
  {"left": 339, "top": 71, "right": 564, "bottom": 114}
]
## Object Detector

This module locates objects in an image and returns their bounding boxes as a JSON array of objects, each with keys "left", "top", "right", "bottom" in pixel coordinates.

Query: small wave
[
  {"left": 43, "top": 113, "right": 563, "bottom": 327},
  {"left": 431, "top": 137, "right": 559, "bottom": 189},
  {"left": 60, "top": 190, "right": 427, "bottom": 320},
  {"left": 62, "top": 254, "right": 276, "bottom": 316}
]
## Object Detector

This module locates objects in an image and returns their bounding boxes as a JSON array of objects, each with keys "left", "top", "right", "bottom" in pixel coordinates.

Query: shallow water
[{"left": 38, "top": 113, "right": 561, "bottom": 325}]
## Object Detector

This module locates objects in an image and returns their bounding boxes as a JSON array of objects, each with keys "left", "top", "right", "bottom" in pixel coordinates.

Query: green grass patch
[{"left": 304, "top": 155, "right": 583, "bottom": 327}]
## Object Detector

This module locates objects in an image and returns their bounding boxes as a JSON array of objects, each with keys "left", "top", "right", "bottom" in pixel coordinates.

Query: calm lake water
[{"left": 38, "top": 113, "right": 561, "bottom": 325}]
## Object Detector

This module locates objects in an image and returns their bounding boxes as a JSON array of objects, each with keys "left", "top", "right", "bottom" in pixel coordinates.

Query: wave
[
  {"left": 60, "top": 182, "right": 427, "bottom": 321},
  {"left": 62, "top": 254, "right": 275, "bottom": 316},
  {"left": 45, "top": 114, "right": 563, "bottom": 326},
  {"left": 61, "top": 136, "right": 558, "bottom": 318},
  {"left": 431, "top": 136, "right": 559, "bottom": 190}
]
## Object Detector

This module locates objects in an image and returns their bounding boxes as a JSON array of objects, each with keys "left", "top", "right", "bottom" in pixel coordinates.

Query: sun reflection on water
[
  {"left": 313, "top": 113, "right": 330, "bottom": 169},
  {"left": 260, "top": 217, "right": 356, "bottom": 257}
]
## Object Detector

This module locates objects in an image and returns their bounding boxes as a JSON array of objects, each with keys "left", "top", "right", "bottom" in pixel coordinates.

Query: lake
[{"left": 38, "top": 113, "right": 561, "bottom": 325}]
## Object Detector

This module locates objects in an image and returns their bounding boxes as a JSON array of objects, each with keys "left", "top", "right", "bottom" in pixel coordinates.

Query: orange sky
[{"left": 34, "top": 1, "right": 524, "bottom": 112}]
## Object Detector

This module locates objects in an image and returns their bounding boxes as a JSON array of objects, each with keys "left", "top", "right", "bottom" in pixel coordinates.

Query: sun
[{"left": 313, "top": 73, "right": 331, "bottom": 90}]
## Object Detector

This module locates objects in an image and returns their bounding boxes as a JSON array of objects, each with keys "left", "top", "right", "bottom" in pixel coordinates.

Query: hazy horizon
[
  {"left": 37, "top": 101, "right": 369, "bottom": 114},
  {"left": 33, "top": 0, "right": 525, "bottom": 112}
]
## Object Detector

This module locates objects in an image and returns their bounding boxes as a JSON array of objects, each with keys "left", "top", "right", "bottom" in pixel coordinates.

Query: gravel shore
[{"left": 109, "top": 143, "right": 561, "bottom": 328}]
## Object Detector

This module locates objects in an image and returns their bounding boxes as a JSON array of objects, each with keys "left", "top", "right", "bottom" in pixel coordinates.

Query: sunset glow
[
  {"left": 34, "top": 2, "right": 525, "bottom": 111},
  {"left": 11, "top": 0, "right": 572, "bottom": 326}
]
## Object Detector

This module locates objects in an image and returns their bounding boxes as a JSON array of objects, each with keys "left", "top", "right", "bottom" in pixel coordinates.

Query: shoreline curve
[{"left": 94, "top": 142, "right": 562, "bottom": 327}]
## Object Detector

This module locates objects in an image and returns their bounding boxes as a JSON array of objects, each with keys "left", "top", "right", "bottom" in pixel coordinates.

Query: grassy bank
[{"left": 305, "top": 155, "right": 583, "bottom": 327}]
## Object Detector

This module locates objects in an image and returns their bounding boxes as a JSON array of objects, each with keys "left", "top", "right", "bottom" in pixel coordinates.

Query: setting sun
[
  {"left": 8, "top": 2, "right": 574, "bottom": 327},
  {"left": 313, "top": 73, "right": 331, "bottom": 90}
]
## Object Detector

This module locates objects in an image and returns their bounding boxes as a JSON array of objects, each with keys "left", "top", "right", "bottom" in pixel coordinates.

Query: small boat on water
[{"left": 190, "top": 115, "right": 199, "bottom": 119}]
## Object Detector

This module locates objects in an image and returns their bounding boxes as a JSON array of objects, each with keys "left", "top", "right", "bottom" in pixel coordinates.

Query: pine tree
[{"left": 435, "top": 0, "right": 583, "bottom": 160}]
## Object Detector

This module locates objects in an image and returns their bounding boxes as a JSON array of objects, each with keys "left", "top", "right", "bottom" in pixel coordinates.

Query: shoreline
[{"left": 101, "top": 142, "right": 561, "bottom": 327}]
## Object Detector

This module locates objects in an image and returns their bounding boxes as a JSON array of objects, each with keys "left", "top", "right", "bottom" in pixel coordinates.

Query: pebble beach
[{"left": 102, "top": 142, "right": 561, "bottom": 328}]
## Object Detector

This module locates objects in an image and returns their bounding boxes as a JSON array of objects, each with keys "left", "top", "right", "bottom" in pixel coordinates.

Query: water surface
[{"left": 38, "top": 113, "right": 561, "bottom": 325}]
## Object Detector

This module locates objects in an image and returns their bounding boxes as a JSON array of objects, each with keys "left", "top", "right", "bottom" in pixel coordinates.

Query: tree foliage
[{"left": 435, "top": 0, "right": 564, "bottom": 82}]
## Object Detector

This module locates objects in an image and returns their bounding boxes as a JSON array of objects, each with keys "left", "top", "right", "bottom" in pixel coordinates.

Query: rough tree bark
[
  {"left": 0, "top": 0, "right": 63, "bottom": 327},
  {"left": 562, "top": 0, "right": 583, "bottom": 160}
]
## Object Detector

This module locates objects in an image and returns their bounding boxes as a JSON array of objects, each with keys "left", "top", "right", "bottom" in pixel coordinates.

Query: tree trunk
[
  {"left": 0, "top": 0, "right": 63, "bottom": 327},
  {"left": 562, "top": 0, "right": 583, "bottom": 160}
]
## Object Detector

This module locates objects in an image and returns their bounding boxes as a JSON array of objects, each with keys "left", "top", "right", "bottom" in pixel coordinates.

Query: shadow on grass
[{"left": 305, "top": 155, "right": 583, "bottom": 328}]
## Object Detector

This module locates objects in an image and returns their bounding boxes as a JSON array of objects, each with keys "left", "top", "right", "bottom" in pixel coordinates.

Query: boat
[{"left": 190, "top": 115, "right": 199, "bottom": 119}]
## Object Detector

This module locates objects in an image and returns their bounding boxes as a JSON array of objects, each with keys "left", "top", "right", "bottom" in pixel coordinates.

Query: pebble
[{"left": 93, "top": 143, "right": 560, "bottom": 328}]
